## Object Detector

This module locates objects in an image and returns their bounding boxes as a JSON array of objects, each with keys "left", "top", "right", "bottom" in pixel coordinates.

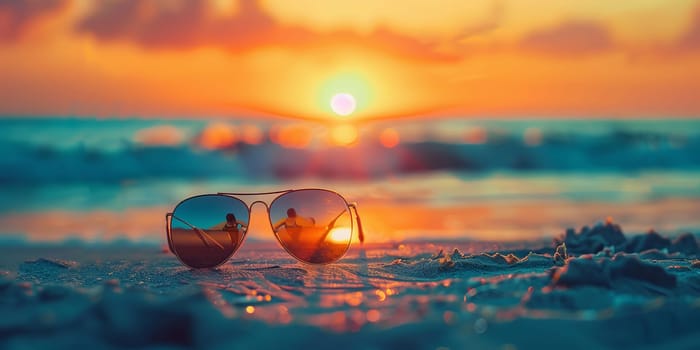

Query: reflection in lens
[
  {"left": 169, "top": 195, "right": 249, "bottom": 268},
  {"left": 270, "top": 190, "right": 352, "bottom": 263}
]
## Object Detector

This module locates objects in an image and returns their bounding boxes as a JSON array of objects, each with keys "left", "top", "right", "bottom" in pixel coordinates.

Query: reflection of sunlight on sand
[{"left": 305, "top": 283, "right": 413, "bottom": 332}]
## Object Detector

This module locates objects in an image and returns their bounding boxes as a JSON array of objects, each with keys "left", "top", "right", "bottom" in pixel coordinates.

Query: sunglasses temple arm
[
  {"left": 170, "top": 214, "right": 225, "bottom": 250},
  {"left": 349, "top": 203, "right": 365, "bottom": 244},
  {"left": 165, "top": 213, "right": 174, "bottom": 254}
]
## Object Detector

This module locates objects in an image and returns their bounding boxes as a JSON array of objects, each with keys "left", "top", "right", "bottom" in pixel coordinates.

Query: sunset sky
[{"left": 1, "top": 0, "right": 700, "bottom": 120}]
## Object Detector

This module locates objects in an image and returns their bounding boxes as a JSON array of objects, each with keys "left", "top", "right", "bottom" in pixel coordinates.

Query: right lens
[
  {"left": 168, "top": 195, "right": 249, "bottom": 268},
  {"left": 270, "top": 189, "right": 353, "bottom": 264}
]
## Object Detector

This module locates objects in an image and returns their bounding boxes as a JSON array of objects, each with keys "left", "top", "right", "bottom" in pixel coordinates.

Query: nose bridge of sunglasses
[
  {"left": 243, "top": 201, "right": 276, "bottom": 240},
  {"left": 217, "top": 192, "right": 289, "bottom": 208}
]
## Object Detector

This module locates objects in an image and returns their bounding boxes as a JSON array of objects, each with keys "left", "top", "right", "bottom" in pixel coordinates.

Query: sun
[
  {"left": 330, "top": 93, "right": 356, "bottom": 116},
  {"left": 317, "top": 71, "right": 372, "bottom": 118}
]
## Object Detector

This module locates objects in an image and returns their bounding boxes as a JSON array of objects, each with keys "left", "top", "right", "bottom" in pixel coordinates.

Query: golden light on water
[
  {"left": 240, "top": 124, "right": 263, "bottom": 145},
  {"left": 330, "top": 125, "right": 358, "bottom": 146},
  {"left": 198, "top": 123, "right": 237, "bottom": 150},
  {"left": 366, "top": 309, "right": 381, "bottom": 323},
  {"left": 271, "top": 124, "right": 313, "bottom": 148}
]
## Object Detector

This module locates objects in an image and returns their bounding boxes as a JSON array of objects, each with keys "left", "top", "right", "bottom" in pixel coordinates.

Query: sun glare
[
  {"left": 328, "top": 227, "right": 352, "bottom": 243},
  {"left": 318, "top": 71, "right": 372, "bottom": 118},
  {"left": 330, "top": 93, "right": 356, "bottom": 116}
]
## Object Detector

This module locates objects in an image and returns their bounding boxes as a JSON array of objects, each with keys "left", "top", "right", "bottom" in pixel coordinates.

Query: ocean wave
[{"left": 2, "top": 126, "right": 700, "bottom": 184}]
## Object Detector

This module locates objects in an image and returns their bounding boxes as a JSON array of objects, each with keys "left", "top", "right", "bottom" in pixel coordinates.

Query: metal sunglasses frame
[{"left": 165, "top": 188, "right": 364, "bottom": 268}]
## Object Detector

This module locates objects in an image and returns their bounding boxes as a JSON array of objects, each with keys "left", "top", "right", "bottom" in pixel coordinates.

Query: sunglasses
[{"left": 165, "top": 189, "right": 364, "bottom": 268}]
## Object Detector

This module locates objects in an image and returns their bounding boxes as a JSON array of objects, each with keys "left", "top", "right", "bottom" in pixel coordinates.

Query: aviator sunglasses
[{"left": 165, "top": 189, "right": 364, "bottom": 268}]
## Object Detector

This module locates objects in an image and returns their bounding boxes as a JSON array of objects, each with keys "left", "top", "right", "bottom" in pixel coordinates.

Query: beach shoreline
[{"left": 2, "top": 222, "right": 699, "bottom": 349}]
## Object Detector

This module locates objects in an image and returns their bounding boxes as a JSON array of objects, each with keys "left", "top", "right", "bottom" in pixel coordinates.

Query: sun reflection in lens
[{"left": 328, "top": 227, "right": 352, "bottom": 243}]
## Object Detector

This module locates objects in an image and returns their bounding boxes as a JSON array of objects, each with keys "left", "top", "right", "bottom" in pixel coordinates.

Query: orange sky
[{"left": 1, "top": 0, "right": 700, "bottom": 120}]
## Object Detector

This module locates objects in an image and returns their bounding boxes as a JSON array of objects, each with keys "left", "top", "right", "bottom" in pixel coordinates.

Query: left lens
[
  {"left": 270, "top": 189, "right": 353, "bottom": 264},
  {"left": 169, "top": 195, "right": 249, "bottom": 268}
]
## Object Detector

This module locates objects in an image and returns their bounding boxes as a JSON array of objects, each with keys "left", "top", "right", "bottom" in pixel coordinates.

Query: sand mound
[
  {"left": 555, "top": 220, "right": 699, "bottom": 256},
  {"left": 551, "top": 254, "right": 676, "bottom": 290}
]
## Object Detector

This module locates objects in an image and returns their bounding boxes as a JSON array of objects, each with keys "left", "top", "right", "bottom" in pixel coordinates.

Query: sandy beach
[{"left": 2, "top": 221, "right": 699, "bottom": 349}]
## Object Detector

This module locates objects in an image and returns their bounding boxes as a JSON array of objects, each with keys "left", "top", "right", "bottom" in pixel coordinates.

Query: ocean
[{"left": 1, "top": 117, "right": 699, "bottom": 243}]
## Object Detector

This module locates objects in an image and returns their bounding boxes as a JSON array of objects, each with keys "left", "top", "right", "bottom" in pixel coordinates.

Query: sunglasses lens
[
  {"left": 169, "top": 195, "right": 249, "bottom": 268},
  {"left": 270, "top": 190, "right": 352, "bottom": 264}
]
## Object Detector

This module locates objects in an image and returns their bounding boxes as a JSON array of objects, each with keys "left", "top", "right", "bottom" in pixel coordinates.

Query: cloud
[
  {"left": 677, "top": 4, "right": 700, "bottom": 51},
  {"left": 76, "top": 0, "right": 458, "bottom": 61},
  {"left": 519, "top": 20, "right": 614, "bottom": 56},
  {"left": 454, "top": 0, "right": 503, "bottom": 40},
  {"left": 0, "top": 0, "right": 68, "bottom": 41},
  {"left": 76, "top": 0, "right": 273, "bottom": 50}
]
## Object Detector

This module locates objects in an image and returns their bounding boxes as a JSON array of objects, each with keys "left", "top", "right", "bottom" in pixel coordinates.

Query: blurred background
[
  {"left": 1, "top": 1, "right": 700, "bottom": 244},
  {"left": 1, "top": 117, "right": 699, "bottom": 243}
]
